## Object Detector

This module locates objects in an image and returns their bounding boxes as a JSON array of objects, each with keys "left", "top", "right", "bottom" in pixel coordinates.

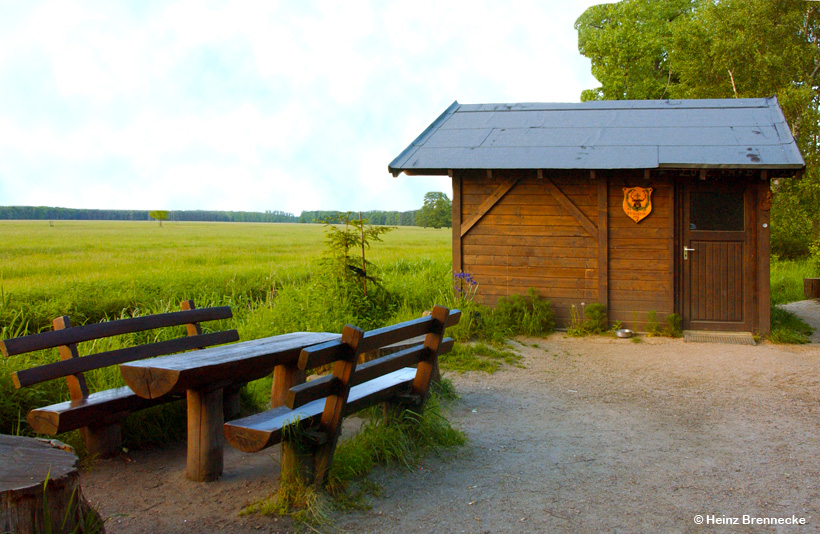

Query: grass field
[
  {"left": 0, "top": 220, "right": 815, "bottom": 450},
  {"left": 0, "top": 220, "right": 456, "bottom": 448},
  {"left": 0, "top": 220, "right": 452, "bottom": 335}
]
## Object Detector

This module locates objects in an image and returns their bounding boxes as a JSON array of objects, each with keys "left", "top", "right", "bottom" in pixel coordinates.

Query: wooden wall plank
[
  {"left": 452, "top": 170, "right": 462, "bottom": 274},
  {"left": 597, "top": 175, "right": 608, "bottom": 308},
  {"left": 757, "top": 179, "right": 771, "bottom": 334},
  {"left": 460, "top": 173, "right": 520, "bottom": 237},
  {"left": 463, "top": 254, "right": 597, "bottom": 268},
  {"left": 540, "top": 170, "right": 598, "bottom": 239}
]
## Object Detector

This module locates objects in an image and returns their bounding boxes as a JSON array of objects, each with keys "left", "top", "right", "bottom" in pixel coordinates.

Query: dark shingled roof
[{"left": 388, "top": 97, "right": 805, "bottom": 177}]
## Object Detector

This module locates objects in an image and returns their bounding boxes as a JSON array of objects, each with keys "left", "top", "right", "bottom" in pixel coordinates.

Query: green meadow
[
  {"left": 0, "top": 220, "right": 452, "bottom": 335},
  {"left": 0, "top": 220, "right": 456, "bottom": 448},
  {"left": 0, "top": 220, "right": 814, "bottom": 450}
]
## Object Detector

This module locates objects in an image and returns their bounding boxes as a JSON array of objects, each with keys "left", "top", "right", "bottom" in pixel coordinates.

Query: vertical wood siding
[{"left": 607, "top": 172, "right": 674, "bottom": 331}]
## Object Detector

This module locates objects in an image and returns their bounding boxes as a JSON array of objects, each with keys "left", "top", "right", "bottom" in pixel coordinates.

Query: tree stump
[
  {"left": 805, "top": 278, "right": 820, "bottom": 299},
  {"left": 0, "top": 435, "right": 104, "bottom": 534}
]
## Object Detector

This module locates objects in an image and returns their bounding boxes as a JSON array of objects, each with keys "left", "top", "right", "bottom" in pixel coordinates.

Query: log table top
[
  {"left": 120, "top": 331, "right": 340, "bottom": 399},
  {"left": 118, "top": 331, "right": 339, "bottom": 482}
]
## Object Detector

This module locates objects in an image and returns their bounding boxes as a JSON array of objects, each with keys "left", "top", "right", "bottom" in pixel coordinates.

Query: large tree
[
  {"left": 416, "top": 192, "right": 452, "bottom": 229},
  {"left": 576, "top": 0, "right": 820, "bottom": 256}
]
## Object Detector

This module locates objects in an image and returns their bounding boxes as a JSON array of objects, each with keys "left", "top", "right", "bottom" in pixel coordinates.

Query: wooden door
[{"left": 681, "top": 183, "right": 755, "bottom": 331}]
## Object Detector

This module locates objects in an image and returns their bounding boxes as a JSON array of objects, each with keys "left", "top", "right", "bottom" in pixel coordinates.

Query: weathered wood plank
[
  {"left": 1, "top": 307, "right": 233, "bottom": 357},
  {"left": 186, "top": 387, "right": 224, "bottom": 482},
  {"left": 287, "top": 339, "right": 455, "bottom": 409},
  {"left": 224, "top": 368, "right": 418, "bottom": 454},
  {"left": 462, "top": 242, "right": 596, "bottom": 257},
  {"left": 14, "top": 330, "right": 238, "bottom": 389},
  {"left": 452, "top": 170, "right": 463, "bottom": 273},
  {"left": 120, "top": 332, "right": 338, "bottom": 399},
  {"left": 461, "top": 176, "right": 521, "bottom": 237},
  {"left": 26, "top": 387, "right": 174, "bottom": 435},
  {"left": 298, "top": 311, "right": 460, "bottom": 370},
  {"left": 52, "top": 316, "right": 89, "bottom": 402},
  {"left": 609, "top": 279, "right": 671, "bottom": 292},
  {"left": 540, "top": 173, "right": 597, "bottom": 240},
  {"left": 313, "top": 325, "right": 364, "bottom": 485},
  {"left": 463, "top": 201, "right": 599, "bottom": 218},
  {"left": 598, "top": 176, "right": 608, "bottom": 308},
  {"left": 757, "top": 180, "right": 771, "bottom": 333},
  {"left": 271, "top": 364, "right": 304, "bottom": 408},
  {"left": 463, "top": 254, "right": 597, "bottom": 269}
]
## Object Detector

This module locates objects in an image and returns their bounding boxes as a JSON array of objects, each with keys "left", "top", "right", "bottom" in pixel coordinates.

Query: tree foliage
[
  {"left": 576, "top": 0, "right": 820, "bottom": 257},
  {"left": 322, "top": 212, "right": 395, "bottom": 296},
  {"left": 148, "top": 210, "right": 169, "bottom": 226},
  {"left": 416, "top": 192, "right": 452, "bottom": 229}
]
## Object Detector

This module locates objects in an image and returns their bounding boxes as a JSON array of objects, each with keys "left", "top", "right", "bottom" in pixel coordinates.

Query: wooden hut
[{"left": 388, "top": 97, "right": 804, "bottom": 334}]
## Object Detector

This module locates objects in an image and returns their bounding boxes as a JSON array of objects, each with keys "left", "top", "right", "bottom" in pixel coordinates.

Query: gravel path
[{"left": 82, "top": 334, "right": 820, "bottom": 533}]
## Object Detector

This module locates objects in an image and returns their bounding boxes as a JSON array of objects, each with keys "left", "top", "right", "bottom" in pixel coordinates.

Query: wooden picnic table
[{"left": 119, "top": 331, "right": 339, "bottom": 481}]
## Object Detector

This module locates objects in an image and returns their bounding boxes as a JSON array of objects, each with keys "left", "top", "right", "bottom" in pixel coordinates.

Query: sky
[{"left": 0, "top": 1, "right": 608, "bottom": 214}]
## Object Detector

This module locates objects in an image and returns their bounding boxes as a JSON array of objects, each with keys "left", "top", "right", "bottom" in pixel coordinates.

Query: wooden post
[
  {"left": 271, "top": 365, "right": 305, "bottom": 408},
  {"left": 451, "top": 170, "right": 462, "bottom": 274},
  {"left": 312, "top": 325, "right": 363, "bottom": 486},
  {"left": 186, "top": 387, "right": 224, "bottom": 482},
  {"left": 412, "top": 305, "right": 449, "bottom": 403},
  {"left": 757, "top": 179, "right": 772, "bottom": 334},
  {"left": 181, "top": 299, "right": 241, "bottom": 419},
  {"left": 53, "top": 316, "right": 122, "bottom": 458},
  {"left": 597, "top": 174, "right": 608, "bottom": 309},
  {"left": 51, "top": 316, "right": 88, "bottom": 402}
]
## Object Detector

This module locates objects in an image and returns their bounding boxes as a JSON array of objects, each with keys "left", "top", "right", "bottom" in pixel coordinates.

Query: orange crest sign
[{"left": 622, "top": 187, "right": 653, "bottom": 223}]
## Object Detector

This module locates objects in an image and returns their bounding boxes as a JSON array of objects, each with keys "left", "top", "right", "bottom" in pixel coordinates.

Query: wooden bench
[
  {"left": 224, "top": 305, "right": 460, "bottom": 486},
  {"left": 1, "top": 300, "right": 238, "bottom": 457}
]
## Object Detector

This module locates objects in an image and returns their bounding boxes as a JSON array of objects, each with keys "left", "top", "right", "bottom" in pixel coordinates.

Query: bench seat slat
[
  {"left": 0, "top": 306, "right": 234, "bottom": 357},
  {"left": 299, "top": 310, "right": 461, "bottom": 369},
  {"left": 224, "top": 368, "right": 417, "bottom": 453},
  {"left": 26, "top": 386, "right": 178, "bottom": 435},
  {"left": 12, "top": 330, "right": 239, "bottom": 389},
  {"left": 286, "top": 338, "right": 455, "bottom": 410}
]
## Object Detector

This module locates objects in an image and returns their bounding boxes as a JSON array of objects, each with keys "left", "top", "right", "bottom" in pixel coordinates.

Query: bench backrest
[
  {"left": 289, "top": 305, "right": 460, "bottom": 428},
  {"left": 1, "top": 300, "right": 239, "bottom": 401},
  {"left": 281, "top": 304, "right": 459, "bottom": 484}
]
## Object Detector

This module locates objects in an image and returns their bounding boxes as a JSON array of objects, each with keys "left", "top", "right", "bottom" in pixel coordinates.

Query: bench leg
[
  {"left": 82, "top": 422, "right": 122, "bottom": 458},
  {"left": 223, "top": 384, "right": 242, "bottom": 421},
  {"left": 186, "top": 388, "right": 224, "bottom": 482},
  {"left": 280, "top": 441, "right": 316, "bottom": 489}
]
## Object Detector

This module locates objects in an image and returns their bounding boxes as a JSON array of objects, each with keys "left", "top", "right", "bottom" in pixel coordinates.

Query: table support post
[
  {"left": 186, "top": 388, "right": 224, "bottom": 482},
  {"left": 271, "top": 364, "right": 305, "bottom": 408}
]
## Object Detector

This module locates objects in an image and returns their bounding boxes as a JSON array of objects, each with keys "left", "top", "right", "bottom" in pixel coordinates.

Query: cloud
[{"left": 0, "top": 0, "right": 601, "bottom": 212}]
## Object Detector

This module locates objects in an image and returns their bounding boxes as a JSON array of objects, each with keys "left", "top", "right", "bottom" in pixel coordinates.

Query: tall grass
[
  {"left": 770, "top": 256, "right": 818, "bottom": 304},
  {"left": 0, "top": 221, "right": 453, "bottom": 447}
]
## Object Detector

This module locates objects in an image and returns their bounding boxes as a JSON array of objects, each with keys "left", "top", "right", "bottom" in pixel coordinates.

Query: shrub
[
  {"left": 492, "top": 288, "right": 555, "bottom": 337},
  {"left": 567, "top": 302, "right": 608, "bottom": 336},
  {"left": 646, "top": 311, "right": 682, "bottom": 338}
]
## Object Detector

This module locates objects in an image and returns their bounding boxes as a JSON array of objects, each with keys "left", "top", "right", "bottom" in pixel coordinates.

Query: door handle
[{"left": 683, "top": 246, "right": 695, "bottom": 260}]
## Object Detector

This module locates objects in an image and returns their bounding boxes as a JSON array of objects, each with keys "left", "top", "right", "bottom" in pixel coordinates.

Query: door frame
[{"left": 676, "top": 177, "right": 757, "bottom": 332}]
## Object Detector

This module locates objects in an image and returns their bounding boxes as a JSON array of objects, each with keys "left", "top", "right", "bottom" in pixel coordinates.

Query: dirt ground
[{"left": 81, "top": 303, "right": 820, "bottom": 533}]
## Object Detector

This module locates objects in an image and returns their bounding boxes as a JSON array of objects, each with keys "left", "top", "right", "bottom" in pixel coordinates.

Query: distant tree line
[
  {"left": 298, "top": 210, "right": 418, "bottom": 226},
  {"left": 0, "top": 202, "right": 452, "bottom": 227},
  {"left": 0, "top": 206, "right": 300, "bottom": 223}
]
